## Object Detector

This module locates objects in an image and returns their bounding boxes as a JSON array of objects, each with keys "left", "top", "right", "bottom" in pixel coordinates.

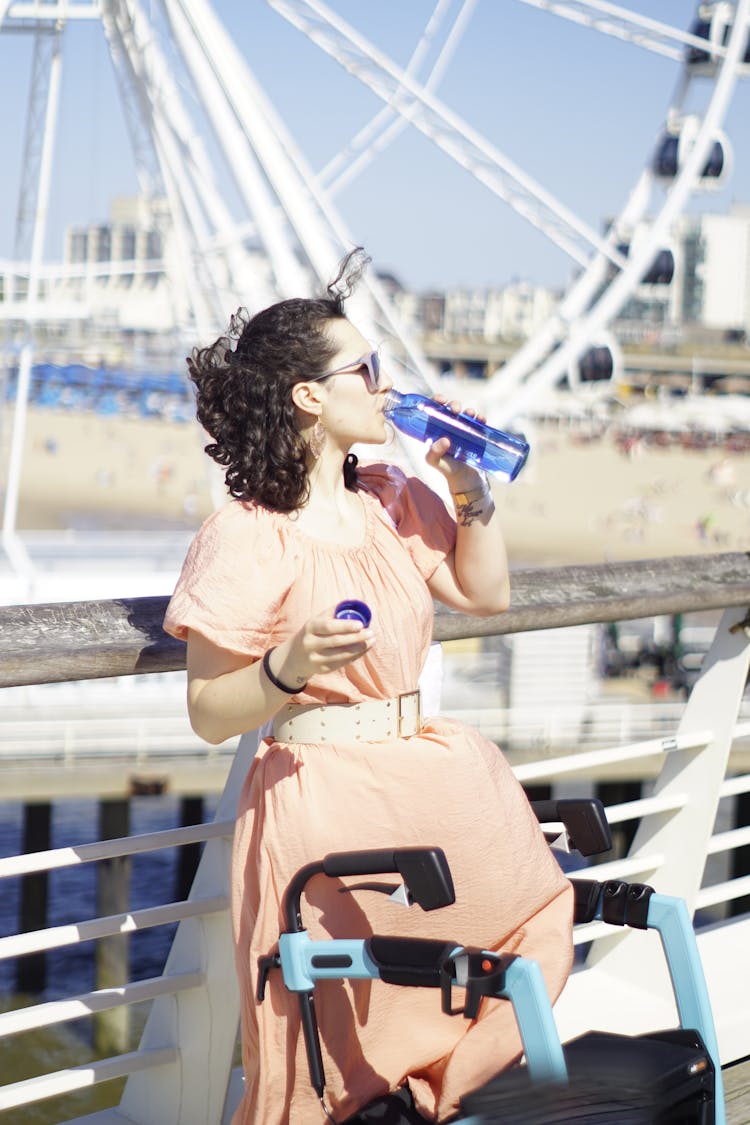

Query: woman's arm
[
  {"left": 186, "top": 609, "right": 375, "bottom": 744},
  {"left": 422, "top": 409, "right": 511, "bottom": 617}
]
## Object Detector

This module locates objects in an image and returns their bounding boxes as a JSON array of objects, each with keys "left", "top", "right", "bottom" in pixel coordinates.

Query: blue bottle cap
[{"left": 334, "top": 600, "right": 372, "bottom": 627}]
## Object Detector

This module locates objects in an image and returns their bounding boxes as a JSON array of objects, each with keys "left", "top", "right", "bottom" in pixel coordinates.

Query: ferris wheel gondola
[
  {"left": 652, "top": 115, "right": 732, "bottom": 188},
  {"left": 686, "top": 1, "right": 750, "bottom": 71}
]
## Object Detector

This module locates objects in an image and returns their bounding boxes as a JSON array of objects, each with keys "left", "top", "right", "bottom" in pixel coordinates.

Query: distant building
[
  {"left": 61, "top": 196, "right": 173, "bottom": 333},
  {"left": 405, "top": 281, "right": 560, "bottom": 341},
  {"left": 673, "top": 206, "right": 750, "bottom": 333},
  {"left": 443, "top": 288, "right": 491, "bottom": 337},
  {"left": 16, "top": 194, "right": 748, "bottom": 378},
  {"left": 615, "top": 204, "right": 750, "bottom": 338},
  {"left": 485, "top": 282, "right": 561, "bottom": 341}
]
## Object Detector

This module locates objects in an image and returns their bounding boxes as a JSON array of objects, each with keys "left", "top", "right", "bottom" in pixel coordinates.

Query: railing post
[
  {"left": 116, "top": 731, "right": 259, "bottom": 1125},
  {"left": 587, "top": 606, "right": 750, "bottom": 985}
]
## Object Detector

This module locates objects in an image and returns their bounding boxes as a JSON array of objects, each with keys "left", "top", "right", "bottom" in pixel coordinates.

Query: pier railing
[
  {"left": 2, "top": 552, "right": 749, "bottom": 688},
  {"left": 0, "top": 551, "right": 748, "bottom": 1124}
]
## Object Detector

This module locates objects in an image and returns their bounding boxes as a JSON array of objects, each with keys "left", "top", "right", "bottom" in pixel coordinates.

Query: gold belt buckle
[{"left": 397, "top": 691, "right": 421, "bottom": 738}]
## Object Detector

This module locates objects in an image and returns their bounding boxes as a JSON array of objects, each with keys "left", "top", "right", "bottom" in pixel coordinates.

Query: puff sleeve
[
  {"left": 358, "top": 463, "right": 456, "bottom": 580},
  {"left": 163, "top": 502, "right": 295, "bottom": 657}
]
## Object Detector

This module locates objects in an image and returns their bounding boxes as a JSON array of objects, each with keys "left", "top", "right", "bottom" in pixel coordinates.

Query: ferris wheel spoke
[
  {"left": 487, "top": 0, "right": 750, "bottom": 422},
  {"left": 319, "top": 0, "right": 477, "bottom": 196},
  {"left": 162, "top": 0, "right": 298, "bottom": 306},
  {"left": 161, "top": 0, "right": 439, "bottom": 394},
  {"left": 4, "top": 2, "right": 100, "bottom": 22},
  {"left": 103, "top": 0, "right": 251, "bottom": 328},
  {"left": 513, "top": 0, "right": 729, "bottom": 63},
  {"left": 101, "top": 11, "right": 166, "bottom": 205},
  {"left": 0, "top": 1, "right": 14, "bottom": 31},
  {"left": 269, "top": 0, "right": 627, "bottom": 269}
]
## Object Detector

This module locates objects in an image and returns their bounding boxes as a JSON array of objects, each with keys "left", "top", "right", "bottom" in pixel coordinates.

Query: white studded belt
[{"left": 271, "top": 690, "right": 422, "bottom": 744}]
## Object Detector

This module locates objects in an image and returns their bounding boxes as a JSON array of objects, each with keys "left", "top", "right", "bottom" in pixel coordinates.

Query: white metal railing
[
  {"left": 0, "top": 808, "right": 241, "bottom": 1118},
  {"left": 0, "top": 607, "right": 748, "bottom": 1122},
  {"left": 0, "top": 821, "right": 235, "bottom": 879},
  {"left": 0, "top": 716, "right": 237, "bottom": 762},
  {"left": 0, "top": 697, "right": 746, "bottom": 771},
  {"left": 0, "top": 972, "right": 205, "bottom": 1038}
]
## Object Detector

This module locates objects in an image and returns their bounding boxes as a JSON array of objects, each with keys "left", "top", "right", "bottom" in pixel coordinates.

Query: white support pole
[
  {"left": 2, "top": 343, "right": 35, "bottom": 573},
  {"left": 105, "top": 0, "right": 272, "bottom": 316},
  {"left": 2, "top": 25, "right": 63, "bottom": 579},
  {"left": 177, "top": 0, "right": 342, "bottom": 290}
]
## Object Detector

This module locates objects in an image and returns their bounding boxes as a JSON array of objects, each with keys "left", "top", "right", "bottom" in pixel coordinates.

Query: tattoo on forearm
[{"left": 454, "top": 497, "right": 489, "bottom": 527}]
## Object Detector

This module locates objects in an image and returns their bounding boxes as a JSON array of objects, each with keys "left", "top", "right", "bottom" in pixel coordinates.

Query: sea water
[{"left": 0, "top": 793, "right": 219, "bottom": 1123}]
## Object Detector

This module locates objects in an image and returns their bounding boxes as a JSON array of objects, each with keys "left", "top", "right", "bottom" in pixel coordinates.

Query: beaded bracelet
[{"left": 262, "top": 648, "right": 306, "bottom": 694}]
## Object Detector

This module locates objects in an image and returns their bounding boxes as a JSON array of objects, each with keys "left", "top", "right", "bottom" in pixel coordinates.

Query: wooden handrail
[{"left": 0, "top": 552, "right": 748, "bottom": 688}]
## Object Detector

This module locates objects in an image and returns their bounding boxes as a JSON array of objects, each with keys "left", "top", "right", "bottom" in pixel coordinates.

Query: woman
[{"left": 163, "top": 251, "right": 573, "bottom": 1124}]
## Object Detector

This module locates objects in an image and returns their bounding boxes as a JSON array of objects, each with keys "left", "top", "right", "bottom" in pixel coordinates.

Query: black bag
[
  {"left": 342, "top": 1084, "right": 429, "bottom": 1124},
  {"left": 459, "top": 1028, "right": 715, "bottom": 1124}
]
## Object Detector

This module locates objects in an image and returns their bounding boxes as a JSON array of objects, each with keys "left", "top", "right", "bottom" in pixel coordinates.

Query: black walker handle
[{"left": 531, "top": 797, "right": 612, "bottom": 856}]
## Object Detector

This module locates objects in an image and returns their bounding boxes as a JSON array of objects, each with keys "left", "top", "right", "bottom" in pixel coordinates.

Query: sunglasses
[{"left": 311, "top": 350, "right": 382, "bottom": 393}]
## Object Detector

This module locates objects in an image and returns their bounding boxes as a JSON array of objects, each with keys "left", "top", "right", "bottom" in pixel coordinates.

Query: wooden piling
[
  {"left": 176, "top": 795, "right": 205, "bottom": 900},
  {"left": 17, "top": 802, "right": 51, "bottom": 994},
  {"left": 95, "top": 798, "right": 131, "bottom": 1055},
  {"left": 730, "top": 790, "right": 750, "bottom": 917},
  {"left": 595, "top": 781, "right": 643, "bottom": 858}
]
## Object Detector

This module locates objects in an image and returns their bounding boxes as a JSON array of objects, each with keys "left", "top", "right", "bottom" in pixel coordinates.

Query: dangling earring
[{"left": 308, "top": 419, "right": 326, "bottom": 460}]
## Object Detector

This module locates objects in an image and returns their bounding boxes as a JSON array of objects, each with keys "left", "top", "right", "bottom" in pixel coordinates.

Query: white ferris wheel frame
[
  {"left": 268, "top": 0, "right": 750, "bottom": 420},
  {"left": 1, "top": 0, "right": 749, "bottom": 558},
  {"left": 1, "top": 0, "right": 747, "bottom": 389}
]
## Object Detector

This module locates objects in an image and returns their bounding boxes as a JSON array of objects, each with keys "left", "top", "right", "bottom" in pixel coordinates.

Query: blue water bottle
[{"left": 382, "top": 390, "right": 529, "bottom": 482}]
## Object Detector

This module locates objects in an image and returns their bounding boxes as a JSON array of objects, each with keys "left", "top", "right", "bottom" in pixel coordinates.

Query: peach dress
[{"left": 164, "top": 463, "right": 573, "bottom": 1125}]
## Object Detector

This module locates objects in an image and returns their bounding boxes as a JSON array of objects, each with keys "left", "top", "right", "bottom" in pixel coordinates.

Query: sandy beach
[
  {"left": 497, "top": 426, "right": 750, "bottom": 565},
  {"left": 4, "top": 405, "right": 750, "bottom": 566}
]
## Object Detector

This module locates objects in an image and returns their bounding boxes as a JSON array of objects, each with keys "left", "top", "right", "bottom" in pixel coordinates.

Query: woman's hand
[
  {"left": 420, "top": 395, "right": 510, "bottom": 619},
  {"left": 423, "top": 394, "right": 487, "bottom": 491},
  {"left": 270, "top": 606, "right": 375, "bottom": 688},
  {"left": 186, "top": 605, "right": 375, "bottom": 744}
]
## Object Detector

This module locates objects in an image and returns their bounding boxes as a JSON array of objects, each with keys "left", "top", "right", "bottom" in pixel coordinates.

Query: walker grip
[
  {"left": 323, "top": 847, "right": 455, "bottom": 911},
  {"left": 367, "top": 935, "right": 459, "bottom": 987},
  {"left": 531, "top": 798, "right": 612, "bottom": 856}
]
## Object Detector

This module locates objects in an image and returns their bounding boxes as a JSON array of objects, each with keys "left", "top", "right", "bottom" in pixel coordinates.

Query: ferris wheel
[
  {"left": 258, "top": 0, "right": 750, "bottom": 422},
  {"left": 1, "top": 1, "right": 749, "bottom": 424}
]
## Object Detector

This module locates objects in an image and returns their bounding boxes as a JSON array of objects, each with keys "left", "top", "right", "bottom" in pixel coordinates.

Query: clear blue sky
[{"left": 0, "top": 1, "right": 748, "bottom": 292}]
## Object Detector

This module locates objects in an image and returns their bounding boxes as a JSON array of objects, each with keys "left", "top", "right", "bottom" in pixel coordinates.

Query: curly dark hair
[{"left": 187, "top": 248, "right": 370, "bottom": 511}]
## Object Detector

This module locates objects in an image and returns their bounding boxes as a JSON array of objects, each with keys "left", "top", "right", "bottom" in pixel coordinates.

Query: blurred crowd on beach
[{"left": 2, "top": 363, "right": 194, "bottom": 423}]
